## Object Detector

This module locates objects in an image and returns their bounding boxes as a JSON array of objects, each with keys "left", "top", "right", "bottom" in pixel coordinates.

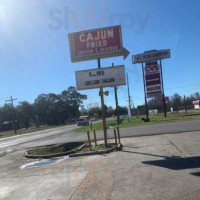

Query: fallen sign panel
[
  {"left": 68, "top": 25, "right": 129, "bottom": 62},
  {"left": 133, "top": 49, "right": 171, "bottom": 64},
  {"left": 76, "top": 65, "right": 126, "bottom": 90}
]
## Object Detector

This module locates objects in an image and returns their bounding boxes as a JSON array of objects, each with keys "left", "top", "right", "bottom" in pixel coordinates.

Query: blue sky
[{"left": 0, "top": 0, "right": 200, "bottom": 109}]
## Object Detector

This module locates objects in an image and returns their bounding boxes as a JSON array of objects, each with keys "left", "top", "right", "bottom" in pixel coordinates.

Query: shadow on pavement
[
  {"left": 191, "top": 172, "right": 200, "bottom": 177},
  {"left": 122, "top": 150, "right": 200, "bottom": 170},
  {"left": 143, "top": 156, "right": 200, "bottom": 170}
]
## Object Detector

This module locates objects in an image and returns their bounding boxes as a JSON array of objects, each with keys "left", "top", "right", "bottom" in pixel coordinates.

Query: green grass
[
  {"left": 75, "top": 112, "right": 200, "bottom": 132},
  {"left": 0, "top": 125, "right": 66, "bottom": 139}
]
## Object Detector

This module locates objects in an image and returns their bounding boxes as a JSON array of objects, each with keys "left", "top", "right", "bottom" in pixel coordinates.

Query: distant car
[{"left": 77, "top": 118, "right": 89, "bottom": 126}]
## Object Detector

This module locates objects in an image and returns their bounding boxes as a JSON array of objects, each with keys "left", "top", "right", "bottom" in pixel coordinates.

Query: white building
[{"left": 192, "top": 100, "right": 200, "bottom": 109}]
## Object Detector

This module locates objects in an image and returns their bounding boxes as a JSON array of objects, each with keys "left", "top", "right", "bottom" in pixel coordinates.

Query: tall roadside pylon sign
[
  {"left": 68, "top": 25, "right": 129, "bottom": 146},
  {"left": 68, "top": 25, "right": 130, "bottom": 63},
  {"left": 132, "top": 49, "right": 170, "bottom": 64},
  {"left": 132, "top": 49, "right": 171, "bottom": 119}
]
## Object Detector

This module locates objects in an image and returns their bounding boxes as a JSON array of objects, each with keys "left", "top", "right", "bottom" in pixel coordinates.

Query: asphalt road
[{"left": 0, "top": 120, "right": 200, "bottom": 155}]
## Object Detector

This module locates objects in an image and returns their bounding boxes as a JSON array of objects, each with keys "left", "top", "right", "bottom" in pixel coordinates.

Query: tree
[
  {"left": 148, "top": 97, "right": 163, "bottom": 111},
  {"left": 16, "top": 101, "right": 35, "bottom": 129},
  {"left": 1, "top": 104, "right": 13, "bottom": 122},
  {"left": 34, "top": 86, "right": 87, "bottom": 125},
  {"left": 0, "top": 104, "right": 15, "bottom": 131},
  {"left": 170, "top": 93, "right": 183, "bottom": 111},
  {"left": 114, "top": 106, "right": 127, "bottom": 116},
  {"left": 107, "top": 106, "right": 114, "bottom": 117},
  {"left": 87, "top": 106, "right": 101, "bottom": 118},
  {"left": 60, "top": 86, "right": 87, "bottom": 120}
]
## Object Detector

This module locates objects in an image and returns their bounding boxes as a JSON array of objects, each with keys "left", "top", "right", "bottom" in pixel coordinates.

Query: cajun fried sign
[{"left": 68, "top": 26, "right": 129, "bottom": 62}]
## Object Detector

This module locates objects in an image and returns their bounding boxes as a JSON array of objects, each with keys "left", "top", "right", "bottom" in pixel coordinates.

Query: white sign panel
[
  {"left": 149, "top": 109, "right": 158, "bottom": 115},
  {"left": 76, "top": 65, "right": 126, "bottom": 90},
  {"left": 132, "top": 49, "right": 170, "bottom": 64}
]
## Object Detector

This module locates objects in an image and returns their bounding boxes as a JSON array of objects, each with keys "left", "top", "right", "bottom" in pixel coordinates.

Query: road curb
[
  {"left": 69, "top": 143, "right": 123, "bottom": 157},
  {"left": 24, "top": 143, "right": 86, "bottom": 159}
]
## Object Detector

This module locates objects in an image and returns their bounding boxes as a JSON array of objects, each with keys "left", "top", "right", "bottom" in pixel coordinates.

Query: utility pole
[
  {"left": 112, "top": 63, "right": 120, "bottom": 125},
  {"left": 126, "top": 73, "right": 132, "bottom": 119},
  {"left": 130, "top": 98, "right": 134, "bottom": 117},
  {"left": 6, "top": 96, "right": 17, "bottom": 134}
]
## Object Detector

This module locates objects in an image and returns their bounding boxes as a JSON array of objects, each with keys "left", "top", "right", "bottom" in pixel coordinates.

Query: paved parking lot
[{"left": 0, "top": 131, "right": 200, "bottom": 200}]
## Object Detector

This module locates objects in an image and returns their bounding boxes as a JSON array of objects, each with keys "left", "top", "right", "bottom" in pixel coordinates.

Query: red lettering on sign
[
  {"left": 145, "top": 64, "right": 160, "bottom": 75},
  {"left": 72, "top": 26, "right": 122, "bottom": 57}
]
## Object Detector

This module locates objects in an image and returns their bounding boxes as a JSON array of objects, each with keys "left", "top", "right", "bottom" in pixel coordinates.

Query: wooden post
[
  {"left": 87, "top": 131, "right": 92, "bottom": 151},
  {"left": 93, "top": 130, "right": 97, "bottom": 146},
  {"left": 114, "top": 129, "right": 118, "bottom": 147},
  {"left": 117, "top": 127, "right": 121, "bottom": 144}
]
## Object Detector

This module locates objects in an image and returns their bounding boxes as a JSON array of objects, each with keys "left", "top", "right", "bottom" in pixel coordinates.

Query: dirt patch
[{"left": 25, "top": 142, "right": 85, "bottom": 158}]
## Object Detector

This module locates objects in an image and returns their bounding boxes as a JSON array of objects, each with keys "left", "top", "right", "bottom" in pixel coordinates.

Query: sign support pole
[
  {"left": 114, "top": 86, "right": 120, "bottom": 125},
  {"left": 142, "top": 63, "right": 149, "bottom": 119},
  {"left": 159, "top": 60, "right": 167, "bottom": 118},
  {"left": 97, "top": 58, "right": 108, "bottom": 146},
  {"left": 112, "top": 63, "right": 120, "bottom": 125},
  {"left": 126, "top": 73, "right": 132, "bottom": 118}
]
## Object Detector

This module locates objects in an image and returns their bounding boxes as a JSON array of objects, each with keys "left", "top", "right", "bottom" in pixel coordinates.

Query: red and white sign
[
  {"left": 145, "top": 73, "right": 161, "bottom": 86},
  {"left": 68, "top": 26, "right": 129, "bottom": 62},
  {"left": 146, "top": 84, "right": 162, "bottom": 98},
  {"left": 144, "top": 63, "right": 162, "bottom": 98},
  {"left": 144, "top": 64, "right": 160, "bottom": 75},
  {"left": 192, "top": 100, "right": 200, "bottom": 105}
]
